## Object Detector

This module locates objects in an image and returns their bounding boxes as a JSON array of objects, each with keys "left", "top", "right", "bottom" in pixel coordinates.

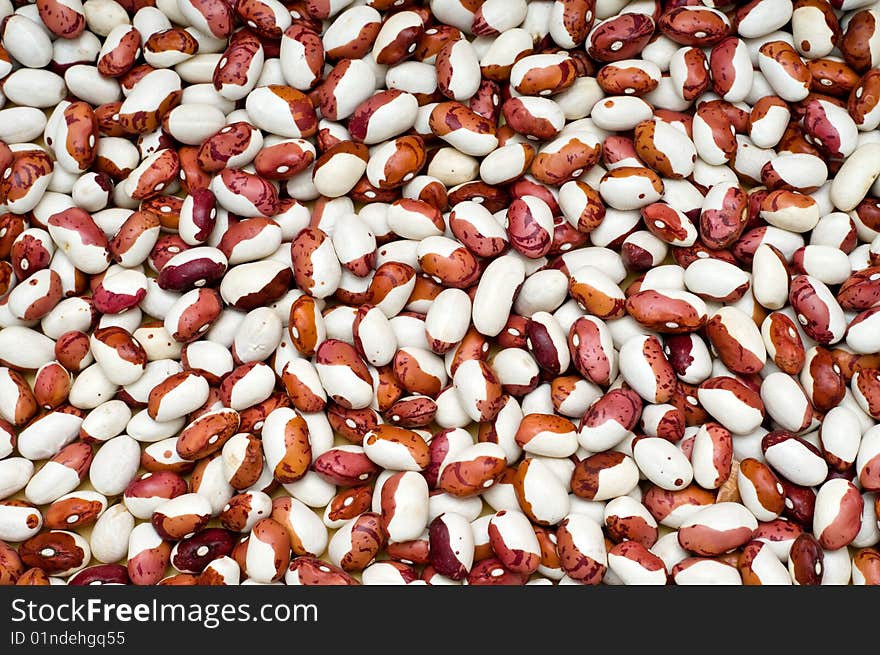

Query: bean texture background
[{"left": 0, "top": 0, "right": 878, "bottom": 587}]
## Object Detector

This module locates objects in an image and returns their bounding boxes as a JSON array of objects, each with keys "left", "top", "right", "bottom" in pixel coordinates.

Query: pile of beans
[{"left": 1, "top": 0, "right": 880, "bottom": 587}]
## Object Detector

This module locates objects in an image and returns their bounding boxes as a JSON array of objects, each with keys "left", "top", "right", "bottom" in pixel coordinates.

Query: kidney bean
[
  {"left": 788, "top": 533, "right": 824, "bottom": 585},
  {"left": 737, "top": 539, "right": 791, "bottom": 585},
  {"left": 151, "top": 493, "right": 211, "bottom": 540},
  {"left": 642, "top": 484, "right": 716, "bottom": 530},
  {"left": 220, "top": 490, "right": 272, "bottom": 534},
  {"left": 20, "top": 530, "right": 90, "bottom": 577},
  {"left": 556, "top": 513, "right": 607, "bottom": 584},
  {"left": 325, "top": 511, "right": 385, "bottom": 573},
  {"left": 634, "top": 435, "right": 694, "bottom": 491},
  {"left": 0, "top": 500, "right": 43, "bottom": 543},
  {"left": 282, "top": 555, "right": 354, "bottom": 585},
  {"left": 813, "top": 478, "right": 863, "bottom": 550},
  {"left": 25, "top": 441, "right": 92, "bottom": 506},
  {"left": 762, "top": 430, "right": 828, "bottom": 487},
  {"left": 586, "top": 12, "right": 655, "bottom": 62},
  {"left": 4, "top": 0, "right": 880, "bottom": 591},
  {"left": 604, "top": 496, "right": 658, "bottom": 548}
]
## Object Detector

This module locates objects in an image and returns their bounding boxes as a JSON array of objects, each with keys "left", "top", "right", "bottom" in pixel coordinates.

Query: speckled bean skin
[
  {"left": 19, "top": 531, "right": 88, "bottom": 576},
  {"left": 176, "top": 408, "right": 240, "bottom": 461},
  {"left": 97, "top": 27, "right": 140, "bottom": 77},
  {"left": 286, "top": 556, "right": 358, "bottom": 585},
  {"left": 213, "top": 30, "right": 263, "bottom": 98},
  {"left": 2, "top": 150, "right": 54, "bottom": 213},
  {"left": 37, "top": 0, "right": 86, "bottom": 39},
  {"left": 69, "top": 563, "right": 130, "bottom": 585},
  {"left": 313, "top": 446, "right": 381, "bottom": 487},
  {"left": 789, "top": 533, "right": 824, "bottom": 585},
  {"left": 587, "top": 13, "right": 655, "bottom": 62},
  {"left": 556, "top": 515, "right": 607, "bottom": 585}
]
